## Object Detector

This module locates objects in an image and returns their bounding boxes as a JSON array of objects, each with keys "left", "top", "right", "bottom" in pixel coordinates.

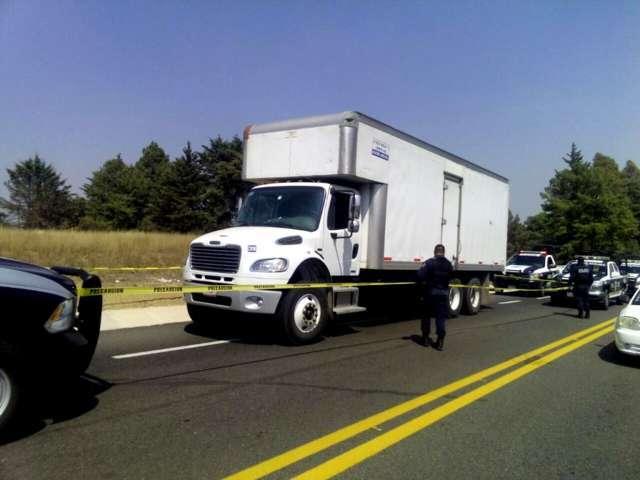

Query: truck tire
[
  {"left": 74, "top": 274, "right": 103, "bottom": 374},
  {"left": 448, "top": 278, "right": 463, "bottom": 317},
  {"left": 0, "top": 365, "right": 21, "bottom": 433},
  {"left": 187, "top": 303, "right": 218, "bottom": 325},
  {"left": 462, "top": 278, "right": 482, "bottom": 315},
  {"left": 279, "top": 264, "right": 329, "bottom": 345}
]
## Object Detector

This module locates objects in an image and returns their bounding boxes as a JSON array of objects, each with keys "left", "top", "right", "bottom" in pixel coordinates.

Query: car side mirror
[
  {"left": 348, "top": 219, "right": 360, "bottom": 233},
  {"left": 349, "top": 193, "right": 361, "bottom": 220}
]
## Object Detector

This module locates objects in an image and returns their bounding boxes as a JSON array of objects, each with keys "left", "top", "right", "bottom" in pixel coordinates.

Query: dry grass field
[{"left": 0, "top": 228, "right": 197, "bottom": 309}]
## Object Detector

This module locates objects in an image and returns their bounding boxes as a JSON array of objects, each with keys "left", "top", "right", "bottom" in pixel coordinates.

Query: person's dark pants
[
  {"left": 422, "top": 294, "right": 448, "bottom": 338},
  {"left": 574, "top": 287, "right": 590, "bottom": 317}
]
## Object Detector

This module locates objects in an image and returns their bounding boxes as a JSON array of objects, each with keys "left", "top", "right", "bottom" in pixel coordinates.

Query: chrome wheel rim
[
  {"left": 0, "top": 369, "right": 12, "bottom": 419},
  {"left": 449, "top": 287, "right": 461, "bottom": 312},
  {"left": 470, "top": 287, "right": 480, "bottom": 309},
  {"left": 293, "top": 294, "right": 321, "bottom": 333}
]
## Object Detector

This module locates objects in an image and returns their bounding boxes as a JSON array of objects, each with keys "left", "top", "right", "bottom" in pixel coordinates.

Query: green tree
[
  {"left": 134, "top": 141, "right": 170, "bottom": 229},
  {"left": 622, "top": 160, "right": 640, "bottom": 240},
  {"left": 0, "top": 155, "right": 77, "bottom": 228},
  {"left": 507, "top": 210, "right": 529, "bottom": 256},
  {"left": 81, "top": 155, "right": 139, "bottom": 230},
  {"left": 199, "top": 136, "right": 249, "bottom": 230},
  {"left": 538, "top": 146, "right": 637, "bottom": 259},
  {"left": 148, "top": 143, "right": 210, "bottom": 232}
]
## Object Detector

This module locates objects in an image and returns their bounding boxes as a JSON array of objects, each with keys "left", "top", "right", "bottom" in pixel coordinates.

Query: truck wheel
[
  {"left": 448, "top": 278, "right": 463, "bottom": 317},
  {"left": 187, "top": 303, "right": 211, "bottom": 324},
  {"left": 0, "top": 366, "right": 21, "bottom": 433},
  {"left": 462, "top": 278, "right": 482, "bottom": 315},
  {"left": 279, "top": 264, "right": 329, "bottom": 344}
]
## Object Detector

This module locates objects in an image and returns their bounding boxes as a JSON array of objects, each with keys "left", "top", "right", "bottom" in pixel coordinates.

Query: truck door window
[{"left": 328, "top": 192, "right": 351, "bottom": 230}]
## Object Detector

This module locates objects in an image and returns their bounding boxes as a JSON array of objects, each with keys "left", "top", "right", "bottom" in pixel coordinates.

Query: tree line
[
  {"left": 0, "top": 137, "right": 248, "bottom": 233},
  {"left": 2, "top": 141, "right": 640, "bottom": 261}
]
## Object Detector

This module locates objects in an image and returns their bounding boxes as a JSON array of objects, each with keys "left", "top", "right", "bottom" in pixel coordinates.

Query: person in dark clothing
[
  {"left": 417, "top": 244, "right": 453, "bottom": 350},
  {"left": 569, "top": 257, "right": 594, "bottom": 319}
]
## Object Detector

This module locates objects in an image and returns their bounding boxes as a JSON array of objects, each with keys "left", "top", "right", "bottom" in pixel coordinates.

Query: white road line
[
  {"left": 537, "top": 296, "right": 550, "bottom": 300},
  {"left": 113, "top": 339, "right": 234, "bottom": 359},
  {"left": 498, "top": 300, "right": 522, "bottom": 305}
]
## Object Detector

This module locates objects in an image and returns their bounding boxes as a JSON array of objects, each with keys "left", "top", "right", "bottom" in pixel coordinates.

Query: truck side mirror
[{"left": 349, "top": 193, "right": 361, "bottom": 221}]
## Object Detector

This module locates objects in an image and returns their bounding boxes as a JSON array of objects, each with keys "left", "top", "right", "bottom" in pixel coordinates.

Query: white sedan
[{"left": 615, "top": 289, "right": 640, "bottom": 355}]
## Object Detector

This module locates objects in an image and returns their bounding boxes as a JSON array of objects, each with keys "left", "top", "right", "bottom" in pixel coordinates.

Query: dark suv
[{"left": 0, "top": 258, "right": 102, "bottom": 431}]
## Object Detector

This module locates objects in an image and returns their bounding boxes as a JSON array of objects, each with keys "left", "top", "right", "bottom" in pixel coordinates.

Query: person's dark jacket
[
  {"left": 418, "top": 256, "right": 453, "bottom": 296},
  {"left": 569, "top": 263, "right": 594, "bottom": 291}
]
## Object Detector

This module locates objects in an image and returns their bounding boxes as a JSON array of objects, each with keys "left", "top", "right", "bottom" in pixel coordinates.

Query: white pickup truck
[{"left": 183, "top": 112, "right": 509, "bottom": 343}]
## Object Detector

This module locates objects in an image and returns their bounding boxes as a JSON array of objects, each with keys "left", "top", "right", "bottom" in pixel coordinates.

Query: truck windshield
[{"left": 237, "top": 186, "right": 325, "bottom": 232}]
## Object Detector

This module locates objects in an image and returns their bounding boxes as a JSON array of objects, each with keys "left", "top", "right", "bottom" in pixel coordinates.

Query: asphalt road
[{"left": 1, "top": 293, "right": 639, "bottom": 479}]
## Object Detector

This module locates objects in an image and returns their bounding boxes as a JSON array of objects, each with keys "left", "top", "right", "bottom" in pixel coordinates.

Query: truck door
[
  {"left": 324, "top": 190, "right": 361, "bottom": 277},
  {"left": 441, "top": 175, "right": 462, "bottom": 263}
]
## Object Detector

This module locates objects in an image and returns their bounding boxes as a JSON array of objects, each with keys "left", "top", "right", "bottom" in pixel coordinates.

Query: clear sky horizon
[{"left": 1, "top": 0, "right": 638, "bottom": 219}]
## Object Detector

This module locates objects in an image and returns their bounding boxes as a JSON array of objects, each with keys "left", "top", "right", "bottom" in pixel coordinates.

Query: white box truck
[{"left": 183, "top": 112, "right": 509, "bottom": 343}]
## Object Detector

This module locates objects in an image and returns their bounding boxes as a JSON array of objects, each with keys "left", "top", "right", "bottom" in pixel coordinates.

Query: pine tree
[
  {"left": 82, "top": 155, "right": 139, "bottom": 230},
  {"left": 199, "top": 136, "right": 249, "bottom": 230},
  {"left": 134, "top": 142, "right": 170, "bottom": 229},
  {"left": 1, "top": 155, "right": 77, "bottom": 228},
  {"left": 148, "top": 143, "right": 210, "bottom": 232}
]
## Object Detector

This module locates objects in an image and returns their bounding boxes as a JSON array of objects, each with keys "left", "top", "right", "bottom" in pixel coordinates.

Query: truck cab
[{"left": 183, "top": 182, "right": 363, "bottom": 343}]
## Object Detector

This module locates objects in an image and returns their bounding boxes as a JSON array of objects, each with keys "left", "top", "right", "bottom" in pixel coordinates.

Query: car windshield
[
  {"left": 620, "top": 265, "right": 640, "bottom": 275},
  {"left": 236, "top": 186, "right": 325, "bottom": 232},
  {"left": 591, "top": 264, "right": 607, "bottom": 279},
  {"left": 507, "top": 255, "right": 545, "bottom": 268}
]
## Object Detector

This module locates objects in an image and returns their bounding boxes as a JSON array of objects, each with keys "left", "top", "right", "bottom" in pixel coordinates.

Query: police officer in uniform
[
  {"left": 569, "top": 257, "right": 593, "bottom": 319},
  {"left": 417, "top": 244, "right": 453, "bottom": 350}
]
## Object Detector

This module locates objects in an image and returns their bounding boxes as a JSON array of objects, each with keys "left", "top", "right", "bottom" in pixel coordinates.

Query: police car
[
  {"left": 619, "top": 259, "right": 640, "bottom": 296},
  {"left": 550, "top": 256, "right": 627, "bottom": 309},
  {"left": 496, "top": 251, "right": 560, "bottom": 288}
]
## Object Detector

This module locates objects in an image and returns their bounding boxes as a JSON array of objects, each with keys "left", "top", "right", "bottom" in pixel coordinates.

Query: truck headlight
[
  {"left": 44, "top": 298, "right": 76, "bottom": 333},
  {"left": 618, "top": 316, "right": 640, "bottom": 330},
  {"left": 250, "top": 258, "right": 289, "bottom": 273}
]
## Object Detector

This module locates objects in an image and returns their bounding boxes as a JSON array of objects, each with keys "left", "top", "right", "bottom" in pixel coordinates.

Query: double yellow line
[{"left": 225, "top": 318, "right": 615, "bottom": 479}]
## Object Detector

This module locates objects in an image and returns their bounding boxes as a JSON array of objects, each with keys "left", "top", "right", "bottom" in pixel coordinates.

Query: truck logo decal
[
  {"left": 372, "top": 139, "right": 389, "bottom": 160},
  {"left": 248, "top": 245, "right": 257, "bottom": 252}
]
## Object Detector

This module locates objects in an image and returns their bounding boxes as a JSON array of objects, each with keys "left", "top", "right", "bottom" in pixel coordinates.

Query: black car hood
[{"left": 0, "top": 257, "right": 76, "bottom": 295}]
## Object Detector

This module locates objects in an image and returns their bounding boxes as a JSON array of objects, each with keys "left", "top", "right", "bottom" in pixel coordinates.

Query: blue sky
[{"left": 1, "top": 0, "right": 638, "bottom": 218}]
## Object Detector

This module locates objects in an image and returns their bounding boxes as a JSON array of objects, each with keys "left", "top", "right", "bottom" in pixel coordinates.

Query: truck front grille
[{"left": 190, "top": 244, "right": 241, "bottom": 274}]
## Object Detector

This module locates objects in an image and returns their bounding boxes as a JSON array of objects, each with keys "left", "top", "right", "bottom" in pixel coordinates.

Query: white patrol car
[
  {"left": 496, "top": 251, "right": 560, "bottom": 288},
  {"left": 551, "top": 256, "right": 627, "bottom": 309},
  {"left": 619, "top": 259, "right": 640, "bottom": 295}
]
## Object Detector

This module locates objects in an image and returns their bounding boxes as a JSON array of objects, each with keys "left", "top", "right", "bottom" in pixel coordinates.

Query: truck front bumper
[{"left": 184, "top": 283, "right": 282, "bottom": 315}]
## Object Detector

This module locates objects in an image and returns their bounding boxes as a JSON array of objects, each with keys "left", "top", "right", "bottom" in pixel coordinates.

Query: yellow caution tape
[{"left": 77, "top": 281, "right": 569, "bottom": 297}]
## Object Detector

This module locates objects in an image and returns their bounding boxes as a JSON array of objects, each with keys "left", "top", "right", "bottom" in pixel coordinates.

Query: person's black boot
[
  {"left": 585, "top": 311, "right": 590, "bottom": 319},
  {"left": 577, "top": 310, "right": 583, "bottom": 319},
  {"left": 421, "top": 334, "right": 430, "bottom": 347},
  {"left": 435, "top": 336, "right": 444, "bottom": 351}
]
